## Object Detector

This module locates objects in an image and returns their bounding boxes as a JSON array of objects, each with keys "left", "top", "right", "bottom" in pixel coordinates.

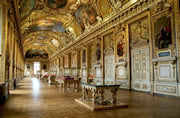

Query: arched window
[{"left": 34, "top": 62, "right": 41, "bottom": 75}]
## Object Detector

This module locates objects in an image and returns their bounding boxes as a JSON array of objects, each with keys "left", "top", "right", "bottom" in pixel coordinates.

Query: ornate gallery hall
[{"left": 0, "top": 0, "right": 180, "bottom": 117}]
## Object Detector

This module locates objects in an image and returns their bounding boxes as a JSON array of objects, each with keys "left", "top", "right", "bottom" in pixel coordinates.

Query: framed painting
[
  {"left": 95, "top": 37, "right": 101, "bottom": 63},
  {"left": 116, "top": 30, "right": 126, "bottom": 62},
  {"left": 82, "top": 49, "right": 86, "bottom": 64},
  {"left": 96, "top": 43, "right": 101, "bottom": 61},
  {"left": 152, "top": 10, "right": 174, "bottom": 50}
]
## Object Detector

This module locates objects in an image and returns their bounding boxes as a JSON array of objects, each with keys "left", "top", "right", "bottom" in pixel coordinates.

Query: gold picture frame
[{"left": 152, "top": 9, "right": 175, "bottom": 57}]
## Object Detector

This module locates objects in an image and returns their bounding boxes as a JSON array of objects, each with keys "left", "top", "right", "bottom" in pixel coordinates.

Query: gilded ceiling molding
[{"left": 66, "top": 18, "right": 82, "bottom": 39}]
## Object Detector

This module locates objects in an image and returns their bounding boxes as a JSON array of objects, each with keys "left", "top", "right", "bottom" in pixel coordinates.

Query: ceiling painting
[
  {"left": 27, "top": 19, "right": 66, "bottom": 33},
  {"left": 25, "top": 49, "right": 49, "bottom": 59},
  {"left": 19, "top": 0, "right": 35, "bottom": 20},
  {"left": 47, "top": 0, "right": 68, "bottom": 9},
  {"left": 74, "top": 5, "right": 98, "bottom": 31}
]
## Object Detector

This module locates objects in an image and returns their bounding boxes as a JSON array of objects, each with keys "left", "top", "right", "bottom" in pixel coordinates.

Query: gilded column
[
  {"left": 9, "top": 23, "right": 14, "bottom": 89},
  {"left": 174, "top": 0, "right": 180, "bottom": 96}
]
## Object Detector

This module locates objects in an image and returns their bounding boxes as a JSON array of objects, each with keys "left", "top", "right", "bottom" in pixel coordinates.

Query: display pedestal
[
  {"left": 75, "top": 99, "right": 128, "bottom": 111},
  {"left": 75, "top": 83, "right": 128, "bottom": 111}
]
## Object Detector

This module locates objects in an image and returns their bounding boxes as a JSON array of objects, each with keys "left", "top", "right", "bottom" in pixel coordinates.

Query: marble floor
[{"left": 0, "top": 77, "right": 180, "bottom": 118}]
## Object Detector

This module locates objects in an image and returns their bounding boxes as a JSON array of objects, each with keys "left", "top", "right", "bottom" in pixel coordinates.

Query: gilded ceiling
[{"left": 18, "top": 0, "right": 130, "bottom": 59}]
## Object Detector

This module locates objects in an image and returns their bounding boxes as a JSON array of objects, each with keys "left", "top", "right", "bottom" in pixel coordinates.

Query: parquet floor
[{"left": 0, "top": 77, "right": 180, "bottom": 118}]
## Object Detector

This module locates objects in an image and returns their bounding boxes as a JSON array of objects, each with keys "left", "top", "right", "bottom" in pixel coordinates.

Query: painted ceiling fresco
[
  {"left": 28, "top": 19, "right": 66, "bottom": 33},
  {"left": 47, "top": 0, "right": 68, "bottom": 8},
  {"left": 25, "top": 49, "right": 49, "bottom": 59},
  {"left": 75, "top": 5, "right": 98, "bottom": 31},
  {"left": 19, "top": 0, "right": 35, "bottom": 19},
  {"left": 20, "top": 0, "right": 132, "bottom": 59}
]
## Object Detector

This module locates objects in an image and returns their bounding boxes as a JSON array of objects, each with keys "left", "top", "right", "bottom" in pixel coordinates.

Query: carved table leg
[
  {"left": 82, "top": 86, "right": 86, "bottom": 100},
  {"left": 92, "top": 89, "right": 97, "bottom": 104},
  {"left": 73, "top": 82, "right": 76, "bottom": 92},
  {"left": 68, "top": 82, "right": 70, "bottom": 89},
  {"left": 111, "top": 88, "right": 118, "bottom": 104},
  {"left": 99, "top": 89, "right": 104, "bottom": 105},
  {"left": 77, "top": 81, "right": 80, "bottom": 92},
  {"left": 63, "top": 81, "right": 66, "bottom": 92},
  {"left": 85, "top": 88, "right": 88, "bottom": 100}
]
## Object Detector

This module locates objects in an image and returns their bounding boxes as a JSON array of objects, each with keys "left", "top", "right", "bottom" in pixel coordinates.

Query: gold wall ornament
[
  {"left": 129, "top": 17, "right": 149, "bottom": 47},
  {"left": 107, "top": 0, "right": 129, "bottom": 12},
  {"left": 97, "top": 0, "right": 112, "bottom": 18},
  {"left": 80, "top": 0, "right": 90, "bottom": 4},
  {"left": 152, "top": 0, "right": 172, "bottom": 15},
  {"left": 46, "top": 0, "right": 68, "bottom": 9},
  {"left": 103, "top": 31, "right": 114, "bottom": 54},
  {"left": 66, "top": 18, "right": 82, "bottom": 38},
  {"left": 35, "top": 0, "right": 45, "bottom": 10},
  {"left": 69, "top": 0, "right": 80, "bottom": 12}
]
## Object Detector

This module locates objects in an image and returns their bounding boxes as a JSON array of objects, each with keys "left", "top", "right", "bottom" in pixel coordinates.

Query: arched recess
[
  {"left": 22, "top": 31, "right": 65, "bottom": 48},
  {"left": 24, "top": 41, "right": 57, "bottom": 52},
  {"left": 24, "top": 46, "right": 53, "bottom": 57}
]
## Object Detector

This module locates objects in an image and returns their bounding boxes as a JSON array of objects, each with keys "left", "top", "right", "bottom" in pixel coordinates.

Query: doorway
[
  {"left": 34, "top": 62, "right": 40, "bottom": 75},
  {"left": 131, "top": 47, "right": 150, "bottom": 91}
]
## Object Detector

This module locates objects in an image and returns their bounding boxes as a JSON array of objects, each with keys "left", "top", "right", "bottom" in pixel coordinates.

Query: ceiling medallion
[{"left": 46, "top": 0, "right": 68, "bottom": 9}]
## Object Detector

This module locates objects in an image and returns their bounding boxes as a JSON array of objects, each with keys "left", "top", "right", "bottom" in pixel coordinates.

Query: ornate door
[
  {"left": 105, "top": 54, "right": 115, "bottom": 85},
  {"left": 131, "top": 48, "right": 150, "bottom": 91}
]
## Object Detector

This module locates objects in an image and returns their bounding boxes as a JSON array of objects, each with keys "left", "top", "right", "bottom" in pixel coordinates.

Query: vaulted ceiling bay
[{"left": 18, "top": 0, "right": 131, "bottom": 59}]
